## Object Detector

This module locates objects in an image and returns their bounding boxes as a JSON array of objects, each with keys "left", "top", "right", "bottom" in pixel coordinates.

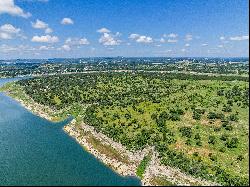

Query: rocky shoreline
[{"left": 3, "top": 86, "right": 218, "bottom": 186}]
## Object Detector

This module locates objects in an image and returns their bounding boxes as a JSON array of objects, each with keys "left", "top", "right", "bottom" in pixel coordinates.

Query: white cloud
[
  {"left": 31, "top": 35, "right": 59, "bottom": 43},
  {"left": 32, "top": 19, "right": 48, "bottom": 29},
  {"left": 129, "top": 34, "right": 153, "bottom": 43},
  {"left": 0, "top": 44, "right": 17, "bottom": 53},
  {"left": 79, "top": 38, "right": 90, "bottom": 45},
  {"left": 159, "top": 38, "right": 165, "bottom": 43},
  {"left": 32, "top": 19, "right": 53, "bottom": 33},
  {"left": 167, "top": 39, "right": 178, "bottom": 43},
  {"left": 39, "top": 45, "right": 54, "bottom": 50},
  {"left": 65, "top": 37, "right": 90, "bottom": 46},
  {"left": 61, "top": 44, "right": 71, "bottom": 51},
  {"left": 0, "top": 32, "right": 12, "bottom": 39},
  {"left": 0, "top": 0, "right": 31, "bottom": 18},
  {"left": 230, "top": 35, "right": 249, "bottom": 41},
  {"left": 164, "top": 33, "right": 178, "bottom": 38},
  {"left": 129, "top": 33, "right": 140, "bottom": 39},
  {"left": 185, "top": 43, "right": 190, "bottom": 47},
  {"left": 0, "top": 44, "right": 35, "bottom": 53},
  {"left": 181, "top": 48, "right": 186, "bottom": 52},
  {"left": 61, "top": 18, "right": 74, "bottom": 25},
  {"left": 0, "top": 24, "right": 24, "bottom": 40},
  {"left": 0, "top": 24, "right": 20, "bottom": 34},
  {"left": 45, "top": 28, "right": 53, "bottom": 34},
  {"left": 218, "top": 45, "right": 224, "bottom": 48},
  {"left": 220, "top": 36, "right": 225, "bottom": 40},
  {"left": 185, "top": 34, "right": 193, "bottom": 41},
  {"left": 136, "top": 36, "right": 153, "bottom": 43},
  {"left": 97, "top": 27, "right": 111, "bottom": 33},
  {"left": 201, "top": 43, "right": 208, "bottom": 46},
  {"left": 99, "top": 33, "right": 121, "bottom": 46}
]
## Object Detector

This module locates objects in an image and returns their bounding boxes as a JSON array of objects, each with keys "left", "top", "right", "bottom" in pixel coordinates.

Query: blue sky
[{"left": 0, "top": 0, "right": 249, "bottom": 59}]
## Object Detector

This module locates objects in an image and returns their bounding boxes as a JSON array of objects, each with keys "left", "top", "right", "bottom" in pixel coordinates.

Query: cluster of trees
[
  {"left": 1, "top": 58, "right": 249, "bottom": 78},
  {"left": 156, "top": 143, "right": 248, "bottom": 186}
]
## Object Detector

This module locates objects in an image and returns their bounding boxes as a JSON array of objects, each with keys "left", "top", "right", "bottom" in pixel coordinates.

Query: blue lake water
[{"left": 0, "top": 78, "right": 141, "bottom": 186}]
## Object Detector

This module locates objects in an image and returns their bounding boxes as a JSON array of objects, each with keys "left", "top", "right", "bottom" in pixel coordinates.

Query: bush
[
  {"left": 219, "top": 147, "right": 226, "bottom": 153},
  {"left": 196, "top": 140, "right": 202, "bottom": 146},
  {"left": 194, "top": 133, "right": 201, "bottom": 140},
  {"left": 208, "top": 136, "right": 216, "bottom": 145},
  {"left": 237, "top": 155, "right": 244, "bottom": 161},
  {"left": 226, "top": 138, "right": 239, "bottom": 148},
  {"left": 222, "top": 105, "right": 232, "bottom": 112},
  {"left": 228, "top": 114, "right": 239, "bottom": 122},
  {"left": 220, "top": 134, "right": 229, "bottom": 141},
  {"left": 208, "top": 153, "right": 217, "bottom": 161},
  {"left": 179, "top": 127, "right": 192, "bottom": 138},
  {"left": 185, "top": 139, "right": 192, "bottom": 145},
  {"left": 193, "top": 111, "right": 202, "bottom": 120}
]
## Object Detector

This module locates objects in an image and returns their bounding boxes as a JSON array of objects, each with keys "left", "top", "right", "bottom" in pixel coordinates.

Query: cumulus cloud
[
  {"left": 0, "top": 24, "right": 24, "bottom": 40},
  {"left": 128, "top": 33, "right": 140, "bottom": 39},
  {"left": 185, "top": 43, "right": 190, "bottom": 47},
  {"left": 32, "top": 19, "right": 48, "bottom": 29},
  {"left": 65, "top": 37, "right": 90, "bottom": 46},
  {"left": 61, "top": 18, "right": 74, "bottom": 25},
  {"left": 79, "top": 38, "right": 90, "bottom": 45},
  {"left": 185, "top": 34, "right": 193, "bottom": 41},
  {"left": 181, "top": 48, "right": 186, "bottom": 52},
  {"left": 0, "top": 0, "right": 31, "bottom": 18},
  {"left": 99, "top": 32, "right": 121, "bottom": 46},
  {"left": 45, "top": 28, "right": 53, "bottom": 34},
  {"left": 136, "top": 36, "right": 153, "bottom": 43},
  {"left": 0, "top": 44, "right": 35, "bottom": 53},
  {"left": 61, "top": 44, "right": 71, "bottom": 51},
  {"left": 31, "top": 35, "right": 59, "bottom": 43},
  {"left": 164, "top": 33, "right": 178, "bottom": 38},
  {"left": 97, "top": 27, "right": 111, "bottom": 33},
  {"left": 32, "top": 19, "right": 53, "bottom": 33},
  {"left": 167, "top": 39, "right": 178, "bottom": 43},
  {"left": 39, "top": 45, "right": 54, "bottom": 50},
  {"left": 0, "top": 32, "right": 12, "bottom": 39},
  {"left": 230, "top": 35, "right": 249, "bottom": 41},
  {"left": 201, "top": 43, "right": 208, "bottom": 46},
  {"left": 0, "top": 24, "right": 20, "bottom": 33},
  {"left": 159, "top": 38, "right": 165, "bottom": 43},
  {"left": 220, "top": 36, "right": 225, "bottom": 40},
  {"left": 129, "top": 34, "right": 153, "bottom": 43}
]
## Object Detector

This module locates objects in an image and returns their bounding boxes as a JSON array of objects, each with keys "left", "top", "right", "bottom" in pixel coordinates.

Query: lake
[{"left": 0, "top": 78, "right": 141, "bottom": 186}]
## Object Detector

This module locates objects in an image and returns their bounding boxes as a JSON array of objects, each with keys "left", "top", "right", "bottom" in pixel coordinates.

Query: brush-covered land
[{"left": 4, "top": 72, "right": 249, "bottom": 186}]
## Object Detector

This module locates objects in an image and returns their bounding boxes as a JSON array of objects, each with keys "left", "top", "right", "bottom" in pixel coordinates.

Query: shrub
[
  {"left": 225, "top": 138, "right": 239, "bottom": 148},
  {"left": 237, "top": 155, "right": 244, "bottom": 161},
  {"left": 208, "top": 136, "right": 216, "bottom": 145},
  {"left": 228, "top": 114, "right": 239, "bottom": 122},
  {"left": 220, "top": 134, "right": 229, "bottom": 141},
  {"left": 222, "top": 105, "right": 232, "bottom": 112},
  {"left": 179, "top": 127, "right": 192, "bottom": 138}
]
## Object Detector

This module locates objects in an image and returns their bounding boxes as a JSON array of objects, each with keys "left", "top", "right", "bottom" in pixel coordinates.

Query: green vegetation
[
  {"left": 8, "top": 71, "right": 249, "bottom": 186},
  {"left": 136, "top": 154, "right": 151, "bottom": 179},
  {"left": 150, "top": 176, "right": 176, "bottom": 186},
  {"left": 85, "top": 134, "right": 130, "bottom": 165}
]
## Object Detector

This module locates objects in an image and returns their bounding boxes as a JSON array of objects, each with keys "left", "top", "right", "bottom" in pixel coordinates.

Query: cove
[{"left": 0, "top": 78, "right": 141, "bottom": 186}]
